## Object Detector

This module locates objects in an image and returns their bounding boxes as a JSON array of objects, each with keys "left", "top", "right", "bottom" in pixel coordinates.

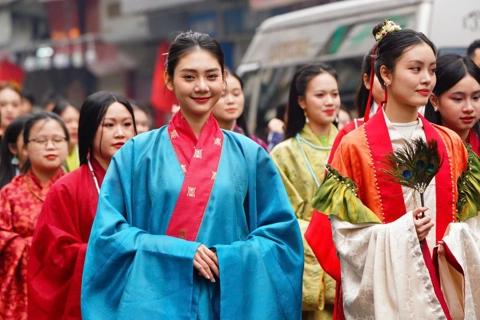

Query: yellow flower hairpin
[{"left": 375, "top": 19, "right": 402, "bottom": 42}]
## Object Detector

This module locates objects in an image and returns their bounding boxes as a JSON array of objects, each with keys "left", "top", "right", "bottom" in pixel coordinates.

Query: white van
[{"left": 237, "top": 0, "right": 480, "bottom": 138}]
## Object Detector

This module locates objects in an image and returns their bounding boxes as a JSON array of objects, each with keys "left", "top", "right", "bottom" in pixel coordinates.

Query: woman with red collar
[
  {"left": 0, "top": 112, "right": 68, "bottom": 319},
  {"left": 28, "top": 92, "right": 136, "bottom": 320},
  {"left": 425, "top": 53, "right": 480, "bottom": 156}
]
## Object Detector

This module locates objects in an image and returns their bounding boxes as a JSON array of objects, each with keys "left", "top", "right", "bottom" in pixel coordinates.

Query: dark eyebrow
[
  {"left": 450, "top": 89, "right": 480, "bottom": 95},
  {"left": 179, "top": 68, "right": 221, "bottom": 73},
  {"left": 409, "top": 60, "right": 436, "bottom": 66},
  {"left": 104, "top": 117, "right": 133, "bottom": 121},
  {"left": 313, "top": 89, "right": 339, "bottom": 93}
]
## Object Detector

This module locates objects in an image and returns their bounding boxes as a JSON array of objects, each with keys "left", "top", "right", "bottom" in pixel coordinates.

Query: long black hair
[
  {"left": 284, "top": 63, "right": 338, "bottom": 140},
  {"left": 0, "top": 115, "right": 30, "bottom": 188},
  {"left": 78, "top": 91, "right": 137, "bottom": 165},
  {"left": 22, "top": 112, "right": 70, "bottom": 173},
  {"left": 424, "top": 54, "right": 480, "bottom": 138},
  {"left": 354, "top": 46, "right": 376, "bottom": 118}
]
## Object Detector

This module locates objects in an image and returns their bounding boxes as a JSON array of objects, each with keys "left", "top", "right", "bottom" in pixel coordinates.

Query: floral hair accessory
[{"left": 375, "top": 19, "right": 402, "bottom": 42}]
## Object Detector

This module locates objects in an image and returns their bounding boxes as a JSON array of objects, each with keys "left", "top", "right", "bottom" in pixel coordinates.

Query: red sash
[
  {"left": 363, "top": 111, "right": 455, "bottom": 239},
  {"left": 166, "top": 112, "right": 223, "bottom": 241}
]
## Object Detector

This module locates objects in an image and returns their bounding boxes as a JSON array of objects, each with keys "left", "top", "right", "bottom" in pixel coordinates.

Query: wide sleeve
[
  {"left": 306, "top": 141, "right": 380, "bottom": 286},
  {"left": 438, "top": 214, "right": 480, "bottom": 319},
  {"left": 214, "top": 147, "right": 304, "bottom": 320},
  {"left": 0, "top": 188, "right": 30, "bottom": 318},
  {"left": 330, "top": 214, "right": 448, "bottom": 319},
  {"left": 437, "top": 147, "right": 480, "bottom": 319},
  {"left": 456, "top": 146, "right": 480, "bottom": 221},
  {"left": 270, "top": 147, "right": 306, "bottom": 218},
  {"left": 81, "top": 141, "right": 201, "bottom": 320},
  {"left": 28, "top": 180, "right": 87, "bottom": 320},
  {"left": 271, "top": 144, "right": 333, "bottom": 312}
]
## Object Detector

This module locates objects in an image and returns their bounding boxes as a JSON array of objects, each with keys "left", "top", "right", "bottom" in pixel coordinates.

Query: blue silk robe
[{"left": 81, "top": 127, "right": 304, "bottom": 320}]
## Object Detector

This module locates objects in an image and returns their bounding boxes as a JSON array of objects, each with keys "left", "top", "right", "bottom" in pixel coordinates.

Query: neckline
[{"left": 25, "top": 174, "right": 45, "bottom": 202}]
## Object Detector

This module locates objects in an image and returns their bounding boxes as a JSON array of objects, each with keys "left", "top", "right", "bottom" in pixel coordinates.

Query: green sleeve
[
  {"left": 456, "top": 145, "right": 480, "bottom": 221},
  {"left": 312, "top": 165, "right": 382, "bottom": 224}
]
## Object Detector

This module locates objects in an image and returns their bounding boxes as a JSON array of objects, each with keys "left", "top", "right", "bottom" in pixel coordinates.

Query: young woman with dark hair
[
  {"left": 51, "top": 100, "right": 81, "bottom": 172},
  {"left": 424, "top": 53, "right": 480, "bottom": 156},
  {"left": 0, "top": 112, "right": 69, "bottom": 319},
  {"left": 354, "top": 45, "right": 385, "bottom": 120},
  {"left": 0, "top": 83, "right": 23, "bottom": 142},
  {"left": 80, "top": 31, "right": 303, "bottom": 319},
  {"left": 27, "top": 91, "right": 136, "bottom": 320},
  {"left": 131, "top": 102, "right": 152, "bottom": 134},
  {"left": 306, "top": 19, "right": 480, "bottom": 319},
  {"left": 0, "top": 115, "right": 30, "bottom": 189},
  {"left": 270, "top": 63, "right": 340, "bottom": 319},
  {"left": 212, "top": 70, "right": 268, "bottom": 151},
  {"left": 327, "top": 46, "right": 386, "bottom": 165}
]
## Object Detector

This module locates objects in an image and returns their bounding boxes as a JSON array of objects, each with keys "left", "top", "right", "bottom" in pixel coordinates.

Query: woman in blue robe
[{"left": 81, "top": 31, "right": 303, "bottom": 320}]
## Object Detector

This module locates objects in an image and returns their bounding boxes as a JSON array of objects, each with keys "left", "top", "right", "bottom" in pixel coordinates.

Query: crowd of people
[{"left": 0, "top": 18, "right": 479, "bottom": 320}]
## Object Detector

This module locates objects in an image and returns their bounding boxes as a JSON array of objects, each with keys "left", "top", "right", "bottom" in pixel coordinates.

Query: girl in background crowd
[
  {"left": 306, "top": 48, "right": 386, "bottom": 318},
  {"left": 270, "top": 63, "right": 340, "bottom": 320},
  {"left": 354, "top": 45, "right": 385, "bottom": 121},
  {"left": 0, "top": 112, "right": 68, "bottom": 320},
  {"left": 0, "top": 115, "right": 30, "bottom": 189},
  {"left": 28, "top": 92, "right": 136, "bottom": 320},
  {"left": 424, "top": 53, "right": 480, "bottom": 156},
  {"left": 306, "top": 20, "right": 480, "bottom": 319},
  {"left": 81, "top": 31, "right": 303, "bottom": 319},
  {"left": 20, "top": 92, "right": 34, "bottom": 115},
  {"left": 0, "top": 83, "right": 23, "bottom": 143},
  {"left": 41, "top": 91, "right": 64, "bottom": 112},
  {"left": 266, "top": 103, "right": 286, "bottom": 151},
  {"left": 328, "top": 46, "right": 385, "bottom": 162},
  {"left": 336, "top": 107, "right": 351, "bottom": 131},
  {"left": 51, "top": 100, "right": 80, "bottom": 172},
  {"left": 212, "top": 70, "right": 268, "bottom": 151},
  {"left": 131, "top": 102, "right": 152, "bottom": 134}
]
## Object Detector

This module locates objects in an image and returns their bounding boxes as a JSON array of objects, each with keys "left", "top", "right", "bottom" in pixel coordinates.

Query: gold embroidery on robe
[
  {"left": 193, "top": 149, "right": 203, "bottom": 159},
  {"left": 187, "top": 187, "right": 196, "bottom": 197}
]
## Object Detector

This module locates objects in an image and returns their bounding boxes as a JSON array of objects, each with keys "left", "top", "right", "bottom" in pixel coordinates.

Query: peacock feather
[{"left": 383, "top": 137, "right": 442, "bottom": 207}]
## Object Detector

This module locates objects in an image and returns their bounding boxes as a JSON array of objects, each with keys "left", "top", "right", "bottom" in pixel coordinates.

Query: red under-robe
[
  {"left": 0, "top": 169, "right": 64, "bottom": 320},
  {"left": 466, "top": 129, "right": 480, "bottom": 157},
  {"left": 28, "top": 159, "right": 105, "bottom": 320}
]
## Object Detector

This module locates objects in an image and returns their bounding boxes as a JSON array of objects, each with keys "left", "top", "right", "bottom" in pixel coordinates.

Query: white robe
[{"left": 331, "top": 115, "right": 480, "bottom": 319}]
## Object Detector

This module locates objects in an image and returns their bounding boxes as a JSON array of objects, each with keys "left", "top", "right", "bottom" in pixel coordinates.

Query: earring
[
  {"left": 11, "top": 156, "right": 19, "bottom": 165},
  {"left": 433, "top": 107, "right": 438, "bottom": 112},
  {"left": 384, "top": 82, "right": 389, "bottom": 87},
  {"left": 304, "top": 110, "right": 309, "bottom": 123}
]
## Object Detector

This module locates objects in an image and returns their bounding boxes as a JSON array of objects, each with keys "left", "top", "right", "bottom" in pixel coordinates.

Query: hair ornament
[{"left": 375, "top": 19, "right": 402, "bottom": 42}]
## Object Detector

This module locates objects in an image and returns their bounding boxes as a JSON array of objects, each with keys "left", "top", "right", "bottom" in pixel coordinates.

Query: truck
[{"left": 237, "top": 0, "right": 480, "bottom": 138}]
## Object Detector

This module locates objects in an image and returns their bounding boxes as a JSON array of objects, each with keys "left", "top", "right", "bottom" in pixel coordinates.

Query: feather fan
[{"left": 383, "top": 138, "right": 442, "bottom": 212}]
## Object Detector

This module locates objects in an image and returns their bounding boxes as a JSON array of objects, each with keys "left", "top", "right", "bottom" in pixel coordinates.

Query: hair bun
[
  {"left": 372, "top": 19, "right": 402, "bottom": 42},
  {"left": 372, "top": 23, "right": 384, "bottom": 38}
]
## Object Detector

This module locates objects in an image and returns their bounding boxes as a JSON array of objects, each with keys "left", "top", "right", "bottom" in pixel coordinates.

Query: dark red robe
[
  {"left": 0, "top": 170, "right": 64, "bottom": 320},
  {"left": 27, "top": 159, "right": 105, "bottom": 320}
]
